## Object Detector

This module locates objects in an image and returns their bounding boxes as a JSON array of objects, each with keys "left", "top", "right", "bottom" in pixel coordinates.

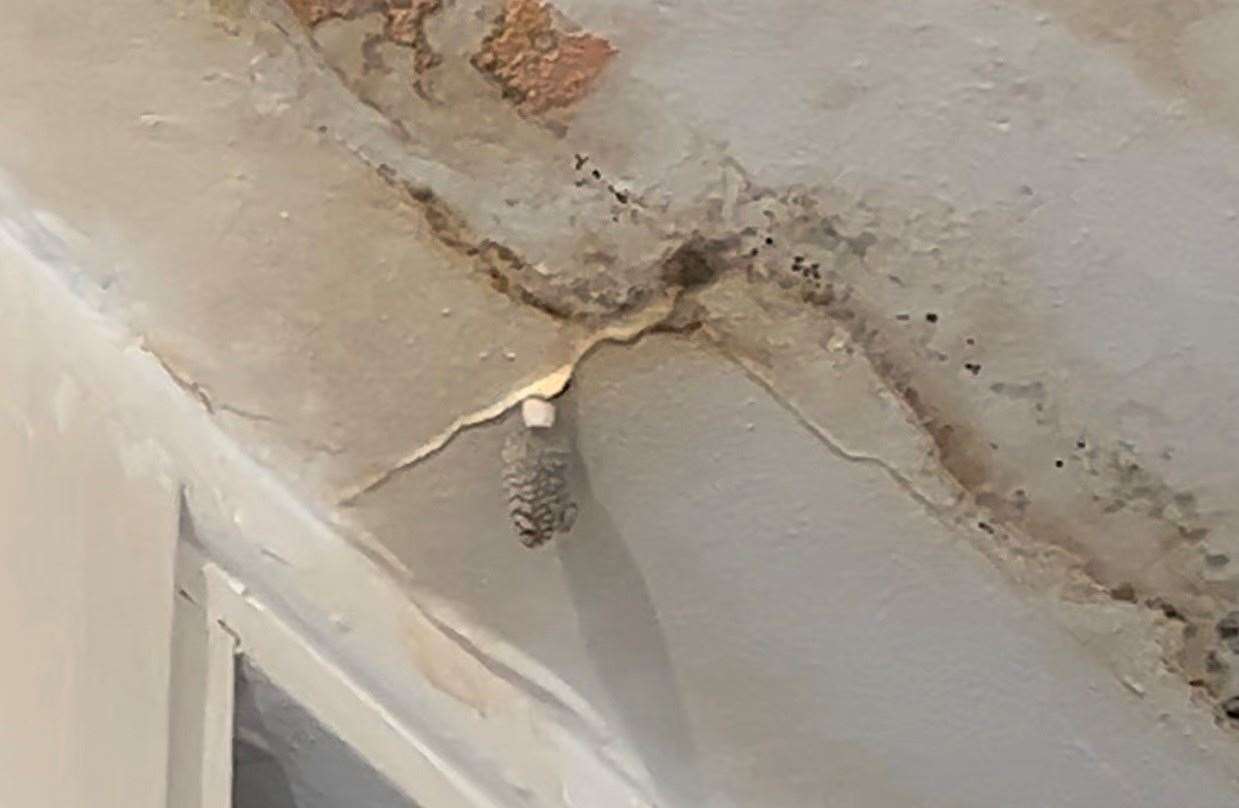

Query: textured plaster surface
[
  {"left": 356, "top": 333, "right": 1239, "bottom": 806},
  {"left": 0, "top": 0, "right": 589, "bottom": 496},
  {"left": 6, "top": 0, "right": 1239, "bottom": 805},
  {"left": 269, "top": 0, "right": 1239, "bottom": 716}
]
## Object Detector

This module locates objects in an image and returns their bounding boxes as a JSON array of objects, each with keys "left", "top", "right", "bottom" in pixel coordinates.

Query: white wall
[{"left": 0, "top": 243, "right": 180, "bottom": 808}]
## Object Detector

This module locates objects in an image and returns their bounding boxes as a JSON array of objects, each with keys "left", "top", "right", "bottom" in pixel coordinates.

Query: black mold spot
[
  {"left": 591, "top": 169, "right": 602, "bottom": 179},
  {"left": 1217, "top": 612, "right": 1239, "bottom": 653},
  {"left": 1055, "top": 459, "right": 1065, "bottom": 468},
  {"left": 1180, "top": 526, "right": 1209, "bottom": 542},
  {"left": 1223, "top": 696, "right": 1239, "bottom": 721},
  {"left": 574, "top": 153, "right": 588, "bottom": 170},
  {"left": 964, "top": 362, "right": 982, "bottom": 376},
  {"left": 925, "top": 312, "right": 939, "bottom": 323},
  {"left": 662, "top": 240, "right": 725, "bottom": 289},
  {"left": 850, "top": 231, "right": 877, "bottom": 257},
  {"left": 1206, "top": 553, "right": 1231, "bottom": 569},
  {"left": 1147, "top": 597, "right": 1185, "bottom": 622}
]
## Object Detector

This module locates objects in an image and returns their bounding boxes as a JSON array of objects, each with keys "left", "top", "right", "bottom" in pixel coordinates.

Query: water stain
[
  {"left": 1030, "top": 0, "right": 1239, "bottom": 132},
  {"left": 256, "top": 0, "right": 1239, "bottom": 726}
]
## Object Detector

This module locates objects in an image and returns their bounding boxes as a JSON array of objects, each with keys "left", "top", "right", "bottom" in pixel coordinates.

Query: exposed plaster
[
  {"left": 379, "top": 178, "right": 654, "bottom": 321},
  {"left": 234, "top": 0, "right": 1239, "bottom": 727},
  {"left": 8, "top": 0, "right": 1239, "bottom": 799},
  {"left": 286, "top": 0, "right": 445, "bottom": 95}
]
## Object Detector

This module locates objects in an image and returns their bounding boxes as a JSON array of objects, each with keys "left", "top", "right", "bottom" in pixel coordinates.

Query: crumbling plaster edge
[{"left": 256, "top": 0, "right": 1239, "bottom": 741}]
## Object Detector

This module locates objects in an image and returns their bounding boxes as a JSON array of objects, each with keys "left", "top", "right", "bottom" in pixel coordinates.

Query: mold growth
[
  {"left": 471, "top": 0, "right": 617, "bottom": 116},
  {"left": 249, "top": 0, "right": 1239, "bottom": 729},
  {"left": 373, "top": 136, "right": 1226, "bottom": 699},
  {"left": 374, "top": 152, "right": 1227, "bottom": 693},
  {"left": 378, "top": 173, "right": 659, "bottom": 321},
  {"left": 690, "top": 178, "right": 1239, "bottom": 724}
]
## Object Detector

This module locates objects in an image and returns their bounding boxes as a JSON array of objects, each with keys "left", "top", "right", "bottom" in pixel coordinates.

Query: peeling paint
[
  {"left": 352, "top": 153, "right": 1239, "bottom": 724},
  {"left": 286, "top": 0, "right": 445, "bottom": 92},
  {"left": 472, "top": 0, "right": 616, "bottom": 116},
  {"left": 11, "top": 0, "right": 1239, "bottom": 796},
  {"left": 286, "top": 0, "right": 378, "bottom": 27},
  {"left": 266, "top": 0, "right": 1239, "bottom": 721}
]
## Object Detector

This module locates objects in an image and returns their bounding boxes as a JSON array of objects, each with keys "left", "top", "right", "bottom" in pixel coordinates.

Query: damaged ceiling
[{"left": 4, "top": 0, "right": 1239, "bottom": 804}]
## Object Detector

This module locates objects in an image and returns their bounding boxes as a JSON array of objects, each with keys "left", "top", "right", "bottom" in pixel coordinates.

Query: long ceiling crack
[
  {"left": 336, "top": 293, "right": 678, "bottom": 505},
  {"left": 244, "top": 0, "right": 1238, "bottom": 724},
  {"left": 704, "top": 326, "right": 955, "bottom": 516}
]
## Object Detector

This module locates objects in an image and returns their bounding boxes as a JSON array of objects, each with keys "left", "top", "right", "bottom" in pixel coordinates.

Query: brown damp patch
[
  {"left": 700, "top": 180, "right": 1239, "bottom": 708},
  {"left": 231, "top": 11, "right": 1239, "bottom": 716},
  {"left": 286, "top": 0, "right": 381, "bottom": 26},
  {"left": 1029, "top": 0, "right": 1239, "bottom": 129},
  {"left": 383, "top": 0, "right": 445, "bottom": 77},
  {"left": 209, "top": 0, "right": 254, "bottom": 21},
  {"left": 286, "top": 0, "right": 444, "bottom": 83},
  {"left": 1030, "top": 0, "right": 1222, "bottom": 55},
  {"left": 405, "top": 618, "right": 495, "bottom": 717},
  {"left": 472, "top": 0, "right": 617, "bottom": 116},
  {"left": 375, "top": 170, "right": 658, "bottom": 321}
]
